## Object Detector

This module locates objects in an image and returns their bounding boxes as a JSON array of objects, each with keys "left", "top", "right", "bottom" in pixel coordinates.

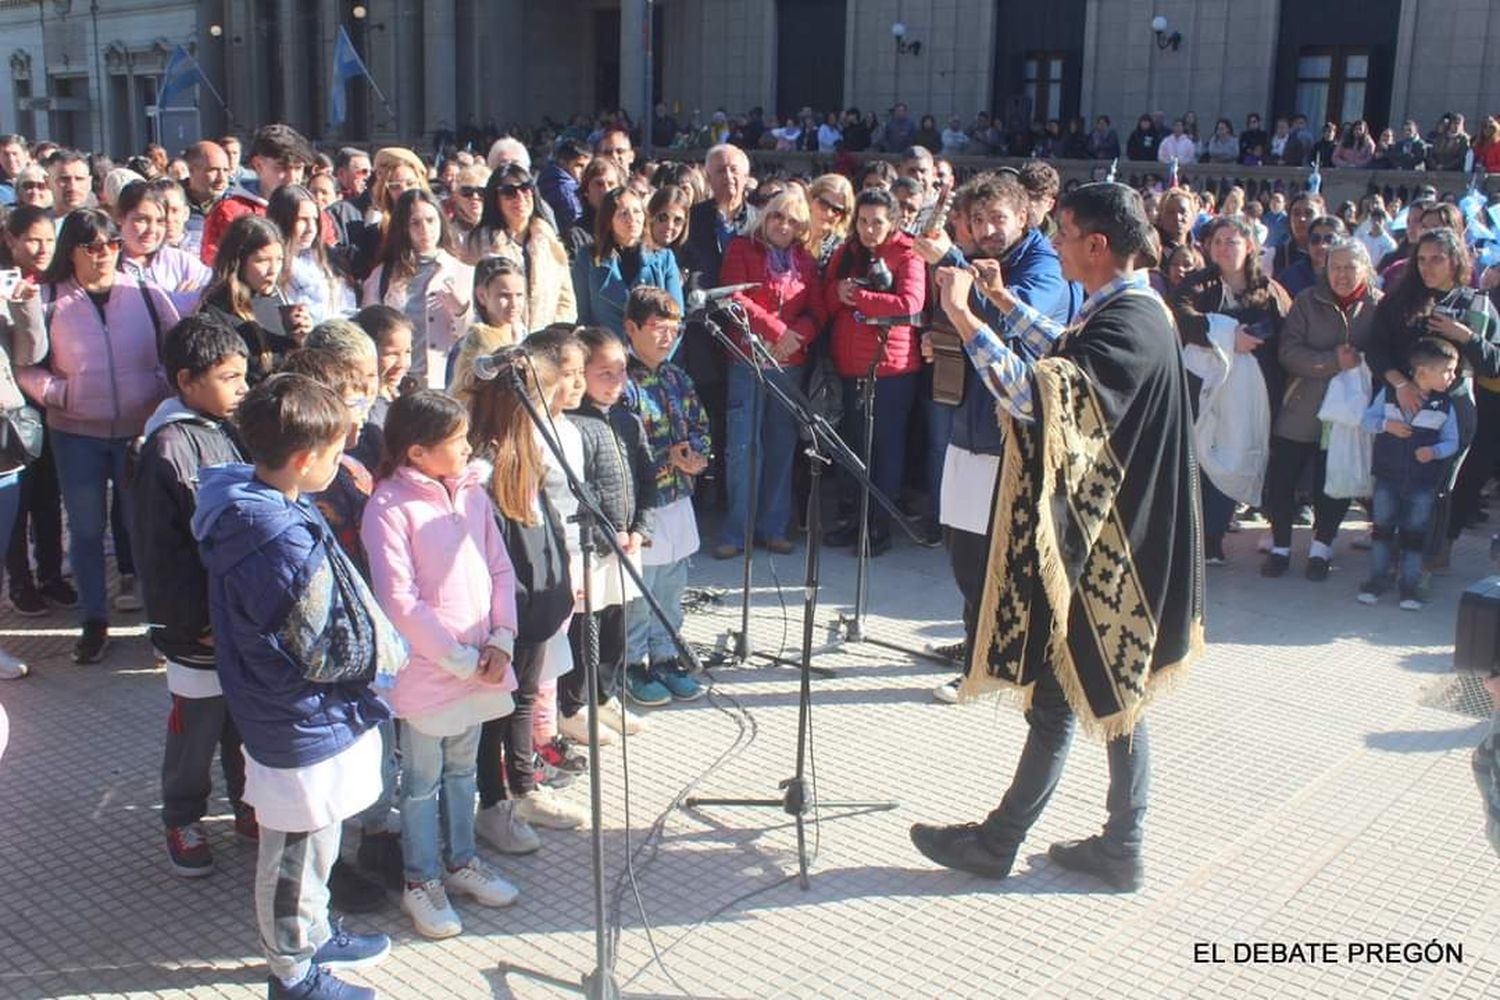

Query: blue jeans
[
  {"left": 1369, "top": 480, "right": 1436, "bottom": 597},
  {"left": 840, "top": 372, "right": 919, "bottom": 531},
  {"left": 398, "top": 723, "right": 481, "bottom": 883},
  {"left": 354, "top": 719, "right": 399, "bottom": 835},
  {"left": 49, "top": 429, "right": 133, "bottom": 622},
  {"left": 0, "top": 470, "right": 22, "bottom": 567},
  {"left": 721, "top": 360, "right": 802, "bottom": 548},
  {"left": 1201, "top": 477, "right": 1237, "bottom": 541},
  {"left": 922, "top": 395, "right": 954, "bottom": 521},
  {"left": 627, "top": 556, "right": 689, "bottom": 665}
]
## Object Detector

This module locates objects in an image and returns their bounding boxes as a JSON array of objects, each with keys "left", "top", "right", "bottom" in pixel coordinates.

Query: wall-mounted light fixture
[
  {"left": 892, "top": 22, "right": 921, "bottom": 57},
  {"left": 1152, "top": 16, "right": 1182, "bottom": 51}
]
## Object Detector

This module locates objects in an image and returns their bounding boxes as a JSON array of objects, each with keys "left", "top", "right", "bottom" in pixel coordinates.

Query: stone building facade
[{"left": 0, "top": 0, "right": 1495, "bottom": 155}]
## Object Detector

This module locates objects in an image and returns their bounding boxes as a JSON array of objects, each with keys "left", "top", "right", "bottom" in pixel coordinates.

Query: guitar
[{"left": 916, "top": 182, "right": 967, "bottom": 406}]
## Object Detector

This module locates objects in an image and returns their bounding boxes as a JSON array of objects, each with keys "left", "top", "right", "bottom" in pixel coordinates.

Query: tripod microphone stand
[
  {"left": 483, "top": 355, "right": 722, "bottom": 1000},
  {"left": 684, "top": 310, "right": 898, "bottom": 889}
]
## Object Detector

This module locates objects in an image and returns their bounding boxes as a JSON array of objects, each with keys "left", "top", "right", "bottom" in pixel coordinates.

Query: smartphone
[{"left": 0, "top": 268, "right": 21, "bottom": 299}]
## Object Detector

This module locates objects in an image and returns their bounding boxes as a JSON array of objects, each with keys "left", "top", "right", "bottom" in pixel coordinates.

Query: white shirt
[
  {"left": 1158, "top": 134, "right": 1198, "bottom": 164},
  {"left": 641, "top": 495, "right": 698, "bottom": 566},
  {"left": 166, "top": 659, "right": 222, "bottom": 699},
  {"left": 243, "top": 725, "right": 383, "bottom": 834}
]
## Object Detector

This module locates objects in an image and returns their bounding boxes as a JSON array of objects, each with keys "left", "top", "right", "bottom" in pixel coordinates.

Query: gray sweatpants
[{"left": 255, "top": 822, "right": 340, "bottom": 984}]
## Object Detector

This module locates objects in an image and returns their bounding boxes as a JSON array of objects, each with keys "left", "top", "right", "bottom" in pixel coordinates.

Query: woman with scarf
[{"left": 1262, "top": 239, "right": 1380, "bottom": 580}]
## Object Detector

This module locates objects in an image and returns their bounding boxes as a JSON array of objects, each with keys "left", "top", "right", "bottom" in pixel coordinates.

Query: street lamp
[
  {"left": 892, "top": 21, "right": 921, "bottom": 57},
  {"left": 1152, "top": 16, "right": 1182, "bottom": 51}
]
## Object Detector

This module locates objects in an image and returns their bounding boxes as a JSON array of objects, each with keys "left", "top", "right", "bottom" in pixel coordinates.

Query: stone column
[
  {"left": 423, "top": 0, "right": 455, "bottom": 140},
  {"left": 620, "top": 0, "right": 646, "bottom": 124}
]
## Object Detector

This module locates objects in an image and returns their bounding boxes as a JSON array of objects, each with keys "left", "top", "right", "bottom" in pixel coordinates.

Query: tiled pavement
[{"left": 0, "top": 511, "right": 1497, "bottom": 999}]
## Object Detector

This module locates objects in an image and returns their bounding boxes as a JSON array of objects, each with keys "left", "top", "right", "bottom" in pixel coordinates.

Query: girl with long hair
[
  {"left": 363, "top": 187, "right": 474, "bottom": 389},
  {"left": 448, "top": 256, "right": 527, "bottom": 404},
  {"left": 198, "top": 215, "right": 300, "bottom": 383},
  {"left": 115, "top": 180, "right": 212, "bottom": 314},
  {"left": 268, "top": 184, "right": 356, "bottom": 325}
]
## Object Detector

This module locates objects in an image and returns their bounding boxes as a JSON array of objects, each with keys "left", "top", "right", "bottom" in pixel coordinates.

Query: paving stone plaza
[{"left": 1, "top": 513, "right": 1497, "bottom": 999}]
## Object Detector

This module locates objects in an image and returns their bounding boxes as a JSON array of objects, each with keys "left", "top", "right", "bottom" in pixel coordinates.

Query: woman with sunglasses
[
  {"left": 267, "top": 184, "right": 356, "bottom": 325},
  {"left": 16, "top": 210, "right": 180, "bottom": 663},
  {"left": 712, "top": 188, "right": 825, "bottom": 560},
  {"left": 645, "top": 185, "right": 692, "bottom": 259},
  {"left": 364, "top": 187, "right": 473, "bottom": 388},
  {"left": 13, "top": 164, "right": 51, "bottom": 211},
  {"left": 198, "top": 215, "right": 303, "bottom": 385},
  {"left": 804, "top": 174, "right": 855, "bottom": 275},
  {"left": 114, "top": 180, "right": 213, "bottom": 314},
  {"left": 465, "top": 163, "right": 576, "bottom": 330},
  {"left": 1172, "top": 215, "right": 1293, "bottom": 566},
  {"left": 1276, "top": 216, "right": 1346, "bottom": 299},
  {"left": 447, "top": 162, "right": 490, "bottom": 255},
  {"left": 572, "top": 186, "right": 683, "bottom": 341}
]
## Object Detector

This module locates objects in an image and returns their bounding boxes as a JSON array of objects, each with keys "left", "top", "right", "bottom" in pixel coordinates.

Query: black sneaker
[
  {"left": 355, "top": 831, "right": 404, "bottom": 891},
  {"left": 1047, "top": 836, "right": 1144, "bottom": 892},
  {"left": 39, "top": 577, "right": 79, "bottom": 609},
  {"left": 1204, "top": 536, "right": 1227, "bottom": 565},
  {"left": 1259, "top": 552, "right": 1290, "bottom": 578},
  {"left": 327, "top": 857, "right": 386, "bottom": 914},
  {"left": 1304, "top": 556, "right": 1330, "bottom": 582},
  {"left": 824, "top": 522, "right": 859, "bottom": 547},
  {"left": 910, "top": 822, "right": 1017, "bottom": 879},
  {"left": 916, "top": 519, "right": 944, "bottom": 548},
  {"left": 9, "top": 586, "right": 47, "bottom": 617},
  {"left": 73, "top": 621, "right": 110, "bottom": 664},
  {"left": 868, "top": 529, "right": 893, "bottom": 557}
]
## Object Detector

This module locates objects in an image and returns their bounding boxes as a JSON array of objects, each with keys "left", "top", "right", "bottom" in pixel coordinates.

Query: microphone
[
  {"left": 471, "top": 347, "right": 527, "bottom": 383},
  {"left": 687, "top": 282, "right": 761, "bottom": 312},
  {"left": 853, "top": 258, "right": 893, "bottom": 292}
]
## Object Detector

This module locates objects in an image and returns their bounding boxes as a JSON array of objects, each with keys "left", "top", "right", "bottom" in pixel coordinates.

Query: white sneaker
[
  {"left": 514, "top": 786, "right": 588, "bottom": 830},
  {"left": 474, "top": 801, "right": 541, "bottom": 855},
  {"left": 1399, "top": 598, "right": 1424, "bottom": 611},
  {"left": 559, "top": 709, "right": 616, "bottom": 747},
  {"left": 0, "top": 648, "right": 29, "bottom": 680},
  {"left": 113, "top": 574, "right": 142, "bottom": 612},
  {"left": 597, "top": 696, "right": 643, "bottom": 736},
  {"left": 931, "top": 676, "right": 961, "bottom": 704},
  {"left": 444, "top": 856, "right": 519, "bottom": 907},
  {"left": 402, "top": 879, "right": 462, "bottom": 939}
]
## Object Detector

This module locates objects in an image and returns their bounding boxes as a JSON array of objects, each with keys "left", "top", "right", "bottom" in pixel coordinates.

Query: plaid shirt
[
  {"left": 964, "top": 270, "right": 1155, "bottom": 422},
  {"left": 625, "top": 359, "right": 712, "bottom": 506}
]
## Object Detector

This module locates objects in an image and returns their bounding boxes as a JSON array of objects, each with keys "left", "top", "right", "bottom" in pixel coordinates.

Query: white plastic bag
[
  {"left": 1182, "top": 314, "right": 1270, "bottom": 505},
  {"left": 1318, "top": 362, "right": 1374, "bottom": 499}
]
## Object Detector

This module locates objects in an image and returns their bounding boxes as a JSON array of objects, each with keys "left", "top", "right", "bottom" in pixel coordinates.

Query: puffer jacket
[
  {"left": 18, "top": 274, "right": 178, "bottom": 439},
  {"left": 360, "top": 463, "right": 518, "bottom": 722},
  {"left": 719, "top": 235, "right": 825, "bottom": 367},
  {"left": 1275, "top": 283, "right": 1380, "bottom": 443},
  {"left": 825, "top": 232, "right": 926, "bottom": 378},
  {"left": 567, "top": 401, "right": 656, "bottom": 551},
  {"left": 466, "top": 218, "right": 578, "bottom": 329},
  {"left": 363, "top": 250, "right": 475, "bottom": 388}
]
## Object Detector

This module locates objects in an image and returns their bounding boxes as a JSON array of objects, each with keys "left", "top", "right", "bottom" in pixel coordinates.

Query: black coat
[
  {"left": 497, "top": 492, "right": 574, "bottom": 645},
  {"left": 566, "top": 404, "right": 656, "bottom": 552},
  {"left": 198, "top": 290, "right": 298, "bottom": 385},
  {"left": 132, "top": 409, "right": 247, "bottom": 667}
]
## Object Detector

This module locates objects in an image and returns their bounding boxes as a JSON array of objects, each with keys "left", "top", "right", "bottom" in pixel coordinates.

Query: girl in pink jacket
[{"left": 360, "top": 390, "right": 520, "bottom": 941}]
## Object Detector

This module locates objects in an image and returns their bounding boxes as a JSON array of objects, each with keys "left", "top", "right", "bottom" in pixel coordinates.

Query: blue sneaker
[
  {"left": 654, "top": 663, "right": 704, "bottom": 702},
  {"left": 268, "top": 965, "right": 376, "bottom": 999},
  {"left": 311, "top": 920, "right": 391, "bottom": 971},
  {"left": 625, "top": 665, "right": 671, "bottom": 707}
]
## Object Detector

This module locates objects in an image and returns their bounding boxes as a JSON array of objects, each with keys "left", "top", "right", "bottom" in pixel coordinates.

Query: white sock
[
  {"left": 1309, "top": 540, "right": 1332, "bottom": 561},
  {"left": 1270, "top": 546, "right": 1290, "bottom": 557}
]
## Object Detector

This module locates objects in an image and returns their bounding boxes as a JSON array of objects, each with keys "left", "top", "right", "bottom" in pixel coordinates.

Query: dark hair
[
  {"left": 277, "top": 347, "right": 367, "bottom": 399},
  {"left": 473, "top": 255, "right": 525, "bottom": 325},
  {"left": 1379, "top": 228, "right": 1474, "bottom": 325},
  {"left": 854, "top": 160, "right": 896, "bottom": 190},
  {"left": 46, "top": 148, "right": 86, "bottom": 170},
  {"left": 234, "top": 372, "right": 347, "bottom": 470},
  {"left": 650, "top": 160, "right": 693, "bottom": 190},
  {"left": 377, "top": 187, "right": 454, "bottom": 283},
  {"left": 475, "top": 162, "right": 539, "bottom": 241},
  {"left": 1057, "top": 182, "right": 1158, "bottom": 267},
  {"left": 1200, "top": 215, "right": 1272, "bottom": 305},
  {"left": 43, "top": 209, "right": 117, "bottom": 285},
  {"left": 1410, "top": 335, "right": 1460, "bottom": 369},
  {"left": 890, "top": 176, "right": 922, "bottom": 198},
  {"left": 646, "top": 185, "right": 692, "bottom": 250},
  {"left": 248, "top": 123, "right": 315, "bottom": 167},
  {"left": 835, "top": 188, "right": 898, "bottom": 279},
  {"left": 592, "top": 186, "right": 643, "bottom": 264},
  {"left": 960, "top": 173, "right": 1028, "bottom": 217},
  {"left": 266, "top": 183, "right": 335, "bottom": 293},
  {"left": 576, "top": 324, "right": 624, "bottom": 361},
  {"left": 523, "top": 325, "right": 584, "bottom": 368},
  {"left": 161, "top": 315, "right": 247, "bottom": 391},
  {"left": 555, "top": 138, "right": 589, "bottom": 163},
  {"left": 355, "top": 303, "right": 415, "bottom": 346},
  {"left": 379, "top": 389, "right": 468, "bottom": 479},
  {"left": 115, "top": 179, "right": 159, "bottom": 221},
  {"left": 1016, "top": 160, "right": 1061, "bottom": 201},
  {"left": 625, "top": 285, "right": 681, "bottom": 327},
  {"left": 335, "top": 146, "right": 369, "bottom": 172},
  {"left": 205, "top": 215, "right": 283, "bottom": 320},
  {"left": 593, "top": 125, "right": 632, "bottom": 155},
  {"left": 1, "top": 203, "right": 53, "bottom": 272}
]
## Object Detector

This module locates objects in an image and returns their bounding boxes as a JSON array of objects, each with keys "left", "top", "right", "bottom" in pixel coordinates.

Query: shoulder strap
[
  {"left": 378, "top": 263, "right": 392, "bottom": 302},
  {"left": 138, "top": 282, "right": 163, "bottom": 351}
]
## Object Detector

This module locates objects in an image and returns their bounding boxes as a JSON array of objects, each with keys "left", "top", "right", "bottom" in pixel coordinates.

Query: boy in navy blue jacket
[
  {"left": 133, "top": 317, "right": 250, "bottom": 879},
  {"left": 1359, "top": 337, "right": 1460, "bottom": 610},
  {"left": 193, "top": 373, "right": 397, "bottom": 1000}
]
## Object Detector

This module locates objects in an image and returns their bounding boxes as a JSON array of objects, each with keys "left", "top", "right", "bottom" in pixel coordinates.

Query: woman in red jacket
[
  {"left": 712, "top": 189, "right": 826, "bottom": 559},
  {"left": 824, "top": 188, "right": 925, "bottom": 554}
]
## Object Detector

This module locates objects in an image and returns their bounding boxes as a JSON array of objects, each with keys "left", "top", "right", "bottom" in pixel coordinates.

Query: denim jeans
[
  {"left": 0, "top": 469, "right": 22, "bottom": 567},
  {"left": 49, "top": 429, "right": 133, "bottom": 622},
  {"left": 627, "top": 556, "right": 689, "bottom": 665},
  {"left": 839, "top": 372, "right": 918, "bottom": 531},
  {"left": 922, "top": 393, "right": 955, "bottom": 521},
  {"left": 720, "top": 360, "right": 802, "bottom": 548},
  {"left": 980, "top": 660, "right": 1151, "bottom": 856},
  {"left": 398, "top": 723, "right": 481, "bottom": 883},
  {"left": 353, "top": 719, "right": 399, "bottom": 835},
  {"left": 1201, "top": 477, "right": 1237, "bottom": 542},
  {"left": 1369, "top": 480, "right": 1436, "bottom": 596}
]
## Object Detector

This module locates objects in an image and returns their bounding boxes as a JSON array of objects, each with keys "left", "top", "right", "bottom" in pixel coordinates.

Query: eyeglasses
[
  {"left": 498, "top": 182, "right": 534, "bottom": 198},
  {"left": 19, "top": 181, "right": 46, "bottom": 191},
  {"left": 1308, "top": 232, "right": 1338, "bottom": 245},
  {"left": 817, "top": 197, "right": 849, "bottom": 217},
  {"left": 79, "top": 238, "right": 122, "bottom": 255},
  {"left": 458, "top": 185, "right": 485, "bottom": 199},
  {"left": 654, "top": 212, "right": 685, "bottom": 225}
]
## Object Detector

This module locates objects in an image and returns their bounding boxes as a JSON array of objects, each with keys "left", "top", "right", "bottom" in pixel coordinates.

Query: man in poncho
[{"left": 910, "top": 183, "right": 1205, "bottom": 891}]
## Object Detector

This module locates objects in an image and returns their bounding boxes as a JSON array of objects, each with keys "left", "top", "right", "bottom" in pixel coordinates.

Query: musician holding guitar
[{"left": 912, "top": 172, "right": 1081, "bottom": 700}]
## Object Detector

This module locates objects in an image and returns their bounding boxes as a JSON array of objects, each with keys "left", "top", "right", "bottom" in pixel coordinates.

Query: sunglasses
[
  {"left": 654, "top": 212, "right": 685, "bottom": 225},
  {"left": 19, "top": 181, "right": 46, "bottom": 191},
  {"left": 817, "top": 197, "right": 849, "bottom": 217},
  {"left": 80, "top": 238, "right": 122, "bottom": 255},
  {"left": 1308, "top": 232, "right": 1338, "bottom": 245},
  {"left": 458, "top": 185, "right": 485, "bottom": 199},
  {"left": 498, "top": 182, "right": 534, "bottom": 198}
]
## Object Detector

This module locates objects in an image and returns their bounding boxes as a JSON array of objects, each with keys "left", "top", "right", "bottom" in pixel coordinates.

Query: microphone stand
[
  {"left": 687, "top": 305, "right": 898, "bottom": 890},
  {"left": 492, "top": 362, "right": 720, "bottom": 1000}
]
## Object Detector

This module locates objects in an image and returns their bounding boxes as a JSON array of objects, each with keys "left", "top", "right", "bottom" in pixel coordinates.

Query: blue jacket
[
  {"left": 538, "top": 161, "right": 583, "bottom": 236},
  {"left": 1363, "top": 385, "right": 1459, "bottom": 492},
  {"left": 939, "top": 229, "right": 1080, "bottom": 454},
  {"left": 191, "top": 464, "right": 390, "bottom": 769},
  {"left": 572, "top": 246, "right": 684, "bottom": 340}
]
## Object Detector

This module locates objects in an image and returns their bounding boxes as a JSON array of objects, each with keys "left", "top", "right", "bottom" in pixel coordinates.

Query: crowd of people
[{"left": 0, "top": 107, "right": 1496, "bottom": 997}]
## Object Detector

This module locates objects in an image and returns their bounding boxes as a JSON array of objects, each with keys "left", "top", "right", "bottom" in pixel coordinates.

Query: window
[
  {"left": 1295, "top": 47, "right": 1369, "bottom": 127},
  {"left": 1023, "top": 52, "right": 1065, "bottom": 124}
]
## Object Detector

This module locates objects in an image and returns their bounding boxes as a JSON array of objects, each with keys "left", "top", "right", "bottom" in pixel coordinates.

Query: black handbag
[{"left": 0, "top": 402, "right": 43, "bottom": 471}]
